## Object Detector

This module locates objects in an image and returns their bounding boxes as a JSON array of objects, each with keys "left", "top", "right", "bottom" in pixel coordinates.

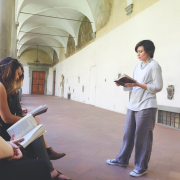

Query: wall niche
[
  {"left": 52, "top": 50, "right": 59, "bottom": 65},
  {"left": 78, "top": 16, "right": 93, "bottom": 49},
  {"left": 78, "top": 77, "right": 80, "bottom": 83},
  {"left": 96, "top": 0, "right": 113, "bottom": 31},
  {"left": 67, "top": 34, "right": 75, "bottom": 57},
  {"left": 118, "top": 73, "right": 121, "bottom": 79}
]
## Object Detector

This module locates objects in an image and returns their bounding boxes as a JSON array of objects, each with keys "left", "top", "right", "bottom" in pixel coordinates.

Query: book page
[
  {"left": 27, "top": 105, "right": 42, "bottom": 116},
  {"left": 121, "top": 74, "right": 136, "bottom": 82},
  {"left": 27, "top": 104, "right": 48, "bottom": 117},
  {"left": 7, "top": 114, "right": 37, "bottom": 140},
  {"left": 19, "top": 124, "right": 46, "bottom": 148},
  {"left": 114, "top": 74, "right": 136, "bottom": 84}
]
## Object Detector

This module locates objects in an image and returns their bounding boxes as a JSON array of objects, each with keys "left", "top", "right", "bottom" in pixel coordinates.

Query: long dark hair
[{"left": 0, "top": 57, "right": 24, "bottom": 96}]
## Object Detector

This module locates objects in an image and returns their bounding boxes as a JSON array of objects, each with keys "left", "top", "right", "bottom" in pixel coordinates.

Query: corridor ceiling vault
[{"left": 16, "top": 0, "right": 103, "bottom": 60}]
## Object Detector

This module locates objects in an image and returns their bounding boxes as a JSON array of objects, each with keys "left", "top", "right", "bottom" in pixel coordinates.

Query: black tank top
[{"left": 0, "top": 94, "right": 23, "bottom": 140}]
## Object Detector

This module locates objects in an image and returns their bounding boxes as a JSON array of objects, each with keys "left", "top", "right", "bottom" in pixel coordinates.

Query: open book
[
  {"left": 27, "top": 104, "right": 48, "bottom": 117},
  {"left": 7, "top": 114, "right": 46, "bottom": 148},
  {"left": 114, "top": 74, "right": 136, "bottom": 87}
]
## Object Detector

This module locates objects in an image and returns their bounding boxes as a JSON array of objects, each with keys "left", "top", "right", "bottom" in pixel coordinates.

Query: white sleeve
[{"left": 147, "top": 66, "right": 163, "bottom": 93}]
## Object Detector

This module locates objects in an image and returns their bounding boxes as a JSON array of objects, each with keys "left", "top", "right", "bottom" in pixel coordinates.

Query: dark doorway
[
  {"left": 68, "top": 93, "right": 71, "bottom": 100},
  {"left": 53, "top": 71, "right": 56, "bottom": 96}
]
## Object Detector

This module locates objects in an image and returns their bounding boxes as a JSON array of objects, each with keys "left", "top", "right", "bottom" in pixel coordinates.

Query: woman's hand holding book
[
  {"left": 125, "top": 82, "right": 147, "bottom": 90},
  {"left": 7, "top": 134, "right": 24, "bottom": 161},
  {"left": 115, "top": 82, "right": 121, "bottom": 86},
  {"left": 124, "top": 82, "right": 138, "bottom": 87}
]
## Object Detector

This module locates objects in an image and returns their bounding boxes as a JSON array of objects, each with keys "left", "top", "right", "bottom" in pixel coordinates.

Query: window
[
  {"left": 118, "top": 73, "right": 121, "bottom": 79},
  {"left": 158, "top": 110, "right": 180, "bottom": 129},
  {"left": 78, "top": 77, "right": 80, "bottom": 83}
]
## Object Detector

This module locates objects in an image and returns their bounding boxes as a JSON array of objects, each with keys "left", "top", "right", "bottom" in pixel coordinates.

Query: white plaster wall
[
  {"left": 47, "top": 68, "right": 53, "bottom": 95},
  {"left": 127, "top": 0, "right": 133, "bottom": 6},
  {"left": 22, "top": 66, "right": 29, "bottom": 94},
  {"left": 46, "top": 0, "right": 180, "bottom": 114}
]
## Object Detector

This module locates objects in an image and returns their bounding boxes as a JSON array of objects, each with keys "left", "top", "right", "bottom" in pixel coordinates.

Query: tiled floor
[{"left": 22, "top": 95, "right": 180, "bottom": 180}]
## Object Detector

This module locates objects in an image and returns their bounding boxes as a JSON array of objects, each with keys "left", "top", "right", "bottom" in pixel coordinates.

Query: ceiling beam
[
  {"left": 18, "top": 43, "right": 65, "bottom": 48},
  {"left": 20, "top": 12, "right": 93, "bottom": 23},
  {"left": 20, "top": 31, "right": 75, "bottom": 38}
]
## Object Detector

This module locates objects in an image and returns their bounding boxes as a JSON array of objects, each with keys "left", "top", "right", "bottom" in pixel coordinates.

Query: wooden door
[{"left": 32, "top": 71, "right": 45, "bottom": 94}]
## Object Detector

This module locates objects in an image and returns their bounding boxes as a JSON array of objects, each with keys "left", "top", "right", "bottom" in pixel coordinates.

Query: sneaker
[
  {"left": 106, "top": 159, "right": 127, "bottom": 167},
  {"left": 130, "top": 169, "right": 147, "bottom": 177}
]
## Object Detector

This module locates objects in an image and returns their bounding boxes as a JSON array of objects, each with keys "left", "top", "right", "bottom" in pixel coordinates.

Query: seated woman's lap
[
  {"left": 0, "top": 123, "right": 11, "bottom": 141},
  {"left": 0, "top": 158, "right": 51, "bottom": 180}
]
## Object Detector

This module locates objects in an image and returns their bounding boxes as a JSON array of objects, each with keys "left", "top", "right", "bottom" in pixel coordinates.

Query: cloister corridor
[{"left": 22, "top": 95, "right": 180, "bottom": 180}]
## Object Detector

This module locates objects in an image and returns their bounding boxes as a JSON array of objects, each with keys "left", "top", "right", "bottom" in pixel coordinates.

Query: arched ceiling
[{"left": 16, "top": 0, "right": 103, "bottom": 61}]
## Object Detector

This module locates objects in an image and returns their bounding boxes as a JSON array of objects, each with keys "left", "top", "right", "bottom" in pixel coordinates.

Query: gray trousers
[
  {"left": 115, "top": 108, "right": 157, "bottom": 172},
  {"left": 31, "top": 136, "right": 54, "bottom": 172}
]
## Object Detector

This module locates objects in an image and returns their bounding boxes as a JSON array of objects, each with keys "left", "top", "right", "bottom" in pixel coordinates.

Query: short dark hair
[{"left": 135, "top": 40, "right": 155, "bottom": 58}]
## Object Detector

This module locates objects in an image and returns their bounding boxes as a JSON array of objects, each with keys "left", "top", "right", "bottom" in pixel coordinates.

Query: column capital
[
  {"left": 125, "top": 4, "right": 133, "bottom": 16},
  {"left": 92, "top": 32, "right": 96, "bottom": 39},
  {"left": 15, "top": 22, "right": 19, "bottom": 29}
]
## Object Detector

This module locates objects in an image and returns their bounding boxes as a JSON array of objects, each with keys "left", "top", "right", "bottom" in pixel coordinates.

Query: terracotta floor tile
[
  {"left": 168, "top": 171, "right": 180, "bottom": 179},
  {"left": 77, "top": 170, "right": 100, "bottom": 180},
  {"left": 158, "top": 158, "right": 173, "bottom": 166},
  {"left": 71, "top": 162, "right": 94, "bottom": 174},
  {"left": 171, "top": 165, "right": 180, "bottom": 174},
  {"left": 97, "top": 172, "right": 124, "bottom": 180},
  {"left": 145, "top": 171, "right": 168, "bottom": 180},
  {"left": 153, "top": 164, "right": 171, "bottom": 175}
]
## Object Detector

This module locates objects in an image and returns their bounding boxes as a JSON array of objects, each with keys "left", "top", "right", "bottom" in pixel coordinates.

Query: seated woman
[
  {"left": 8, "top": 69, "right": 65, "bottom": 160},
  {"left": 0, "top": 57, "right": 71, "bottom": 180},
  {"left": 0, "top": 135, "right": 51, "bottom": 180}
]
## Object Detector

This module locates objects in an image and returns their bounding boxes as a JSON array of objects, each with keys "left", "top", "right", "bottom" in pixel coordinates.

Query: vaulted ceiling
[{"left": 16, "top": 0, "right": 103, "bottom": 60}]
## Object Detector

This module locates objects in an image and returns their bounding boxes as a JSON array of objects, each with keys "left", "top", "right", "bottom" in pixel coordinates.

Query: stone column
[
  {"left": 92, "top": 32, "right": 96, "bottom": 39},
  {"left": 0, "top": 0, "right": 14, "bottom": 59},
  {"left": 14, "top": 22, "right": 19, "bottom": 58},
  {"left": 10, "top": 0, "right": 16, "bottom": 58}
]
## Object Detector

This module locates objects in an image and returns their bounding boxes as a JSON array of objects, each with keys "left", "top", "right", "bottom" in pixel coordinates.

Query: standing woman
[{"left": 106, "top": 40, "right": 163, "bottom": 177}]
